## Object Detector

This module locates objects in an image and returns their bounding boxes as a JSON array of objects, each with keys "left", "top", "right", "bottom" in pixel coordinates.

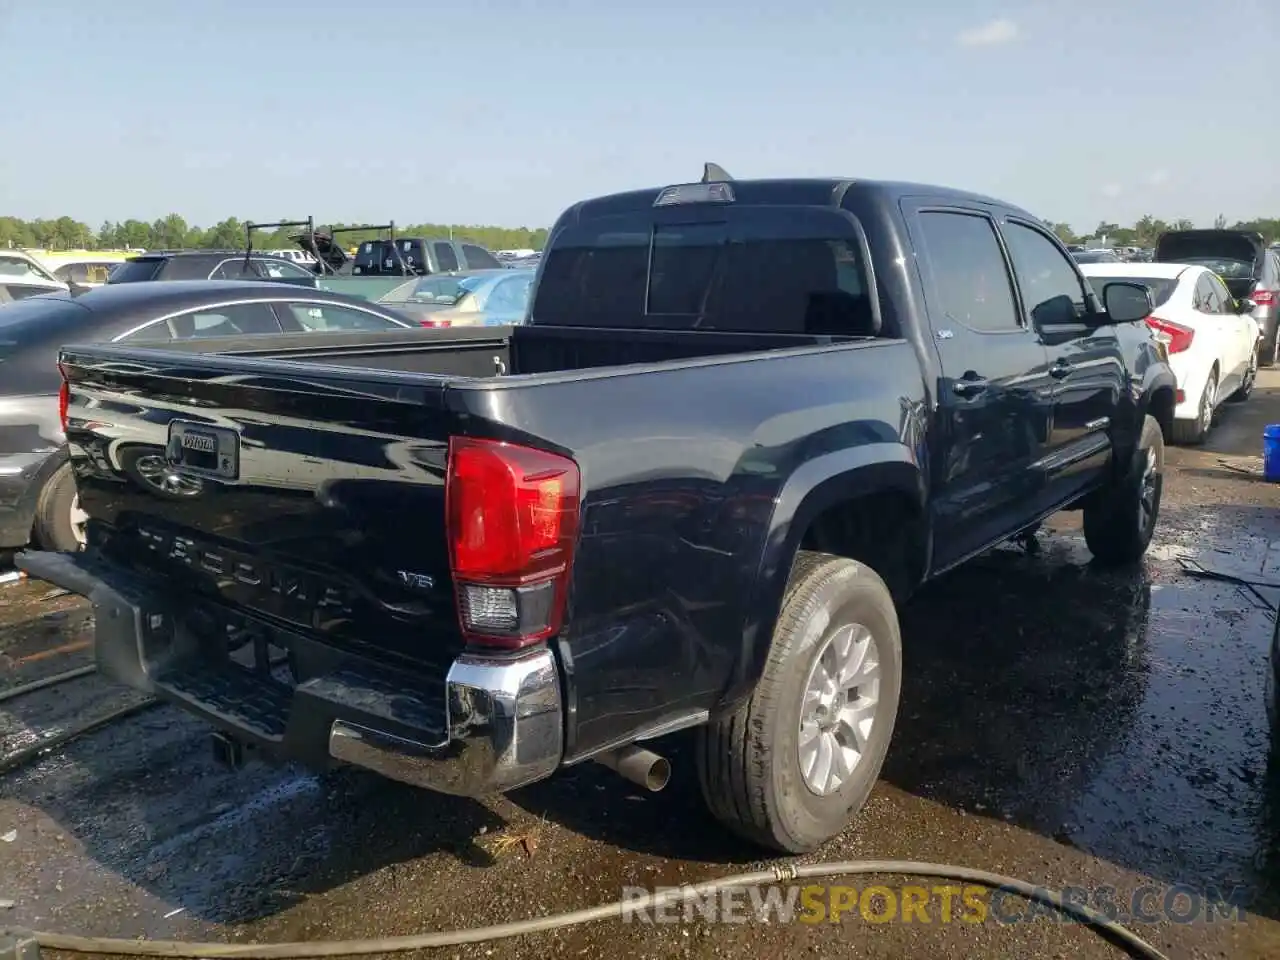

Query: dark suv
[{"left": 106, "top": 251, "right": 319, "bottom": 288}]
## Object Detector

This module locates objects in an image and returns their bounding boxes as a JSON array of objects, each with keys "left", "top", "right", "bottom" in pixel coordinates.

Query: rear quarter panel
[{"left": 451, "top": 340, "right": 928, "bottom": 760}]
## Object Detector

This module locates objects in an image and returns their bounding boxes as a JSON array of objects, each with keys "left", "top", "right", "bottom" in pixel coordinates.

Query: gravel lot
[{"left": 4, "top": 376, "right": 1280, "bottom": 958}]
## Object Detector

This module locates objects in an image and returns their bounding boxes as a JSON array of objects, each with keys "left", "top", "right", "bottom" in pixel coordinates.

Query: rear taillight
[
  {"left": 445, "top": 437, "right": 581, "bottom": 649},
  {"left": 1252, "top": 290, "right": 1276, "bottom": 307},
  {"left": 420, "top": 318, "right": 452, "bottom": 328},
  {"left": 1145, "top": 315, "right": 1194, "bottom": 354},
  {"left": 57, "top": 366, "right": 70, "bottom": 432}
]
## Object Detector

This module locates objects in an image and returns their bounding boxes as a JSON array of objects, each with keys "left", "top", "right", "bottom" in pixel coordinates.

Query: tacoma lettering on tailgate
[{"left": 135, "top": 525, "right": 355, "bottom": 628}]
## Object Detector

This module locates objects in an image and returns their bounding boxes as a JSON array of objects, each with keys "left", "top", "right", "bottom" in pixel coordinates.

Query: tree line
[
  {"left": 5, "top": 211, "right": 1279, "bottom": 255},
  {"left": 0, "top": 214, "right": 549, "bottom": 254},
  {"left": 1045, "top": 215, "right": 1280, "bottom": 247}
]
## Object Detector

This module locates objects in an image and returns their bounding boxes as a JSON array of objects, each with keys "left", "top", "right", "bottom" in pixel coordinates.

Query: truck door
[
  {"left": 998, "top": 217, "right": 1124, "bottom": 505},
  {"left": 904, "top": 204, "right": 1055, "bottom": 569}
]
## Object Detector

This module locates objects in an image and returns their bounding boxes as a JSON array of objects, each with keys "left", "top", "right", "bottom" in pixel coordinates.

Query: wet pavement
[{"left": 5, "top": 380, "right": 1280, "bottom": 958}]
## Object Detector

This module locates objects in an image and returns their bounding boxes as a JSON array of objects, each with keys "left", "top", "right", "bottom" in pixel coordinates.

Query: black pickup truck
[{"left": 19, "top": 175, "right": 1175, "bottom": 853}]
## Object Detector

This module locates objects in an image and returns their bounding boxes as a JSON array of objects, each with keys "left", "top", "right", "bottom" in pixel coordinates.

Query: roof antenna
[{"left": 702, "top": 162, "right": 733, "bottom": 183}]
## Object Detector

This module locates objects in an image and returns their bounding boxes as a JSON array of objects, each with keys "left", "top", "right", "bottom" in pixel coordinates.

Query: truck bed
[{"left": 151, "top": 323, "right": 869, "bottom": 379}]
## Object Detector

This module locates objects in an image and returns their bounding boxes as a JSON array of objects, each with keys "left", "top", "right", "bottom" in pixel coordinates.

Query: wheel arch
[{"left": 720, "top": 443, "right": 926, "bottom": 711}]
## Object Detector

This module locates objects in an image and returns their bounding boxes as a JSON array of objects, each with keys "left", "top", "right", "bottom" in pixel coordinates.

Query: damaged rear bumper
[{"left": 15, "top": 549, "right": 564, "bottom": 796}]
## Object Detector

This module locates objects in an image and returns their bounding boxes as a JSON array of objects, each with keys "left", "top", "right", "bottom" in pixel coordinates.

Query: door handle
[
  {"left": 1049, "top": 359, "right": 1073, "bottom": 379},
  {"left": 953, "top": 378, "right": 989, "bottom": 398}
]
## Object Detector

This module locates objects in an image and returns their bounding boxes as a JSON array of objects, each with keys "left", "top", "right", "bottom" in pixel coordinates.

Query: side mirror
[
  {"left": 1238, "top": 297, "right": 1258, "bottom": 313},
  {"left": 1101, "top": 281, "right": 1153, "bottom": 324}
]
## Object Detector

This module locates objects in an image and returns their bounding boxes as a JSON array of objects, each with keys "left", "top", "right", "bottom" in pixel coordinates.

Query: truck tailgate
[{"left": 58, "top": 343, "right": 468, "bottom": 664}]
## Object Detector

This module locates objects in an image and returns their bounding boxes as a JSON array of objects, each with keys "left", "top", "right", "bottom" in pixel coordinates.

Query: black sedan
[
  {"left": 107, "top": 250, "right": 320, "bottom": 287},
  {"left": 0, "top": 281, "right": 419, "bottom": 553}
]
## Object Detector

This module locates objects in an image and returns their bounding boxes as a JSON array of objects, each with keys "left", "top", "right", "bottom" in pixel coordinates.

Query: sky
[{"left": 1, "top": 0, "right": 1276, "bottom": 233}]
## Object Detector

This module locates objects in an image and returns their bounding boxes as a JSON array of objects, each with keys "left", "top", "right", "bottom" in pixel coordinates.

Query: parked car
[
  {"left": 0, "top": 250, "right": 69, "bottom": 300},
  {"left": 46, "top": 255, "right": 130, "bottom": 295},
  {"left": 106, "top": 251, "right": 320, "bottom": 287},
  {"left": 1080, "top": 262, "right": 1259, "bottom": 443},
  {"left": 1153, "top": 230, "right": 1280, "bottom": 366},
  {"left": 21, "top": 174, "right": 1174, "bottom": 854},
  {"left": 1072, "top": 249, "right": 1121, "bottom": 264},
  {"left": 377, "top": 268, "right": 535, "bottom": 327},
  {"left": 0, "top": 281, "right": 420, "bottom": 553}
]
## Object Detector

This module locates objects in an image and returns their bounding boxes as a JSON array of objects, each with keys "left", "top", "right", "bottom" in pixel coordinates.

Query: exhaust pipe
[{"left": 594, "top": 744, "right": 670, "bottom": 792}]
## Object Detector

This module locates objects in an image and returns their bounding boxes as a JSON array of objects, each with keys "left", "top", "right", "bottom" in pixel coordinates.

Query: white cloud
[
  {"left": 1101, "top": 183, "right": 1123, "bottom": 199},
  {"left": 1146, "top": 169, "right": 1170, "bottom": 187},
  {"left": 956, "top": 18, "right": 1019, "bottom": 47}
]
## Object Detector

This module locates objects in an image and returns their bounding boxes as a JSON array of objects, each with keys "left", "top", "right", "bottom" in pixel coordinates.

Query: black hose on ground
[
  {"left": 0, "top": 697, "right": 159, "bottom": 776},
  {"left": 0, "top": 664, "right": 96, "bottom": 704},
  {"left": 0, "top": 668, "right": 1170, "bottom": 957},
  {"left": 25, "top": 860, "right": 1169, "bottom": 959}
]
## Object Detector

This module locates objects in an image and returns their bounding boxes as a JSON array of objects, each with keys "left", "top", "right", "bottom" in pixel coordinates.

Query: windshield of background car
[
  {"left": 0, "top": 255, "right": 58, "bottom": 283},
  {"left": 1085, "top": 276, "right": 1177, "bottom": 309},
  {"left": 532, "top": 208, "right": 877, "bottom": 334},
  {"left": 107, "top": 258, "right": 164, "bottom": 282},
  {"left": 1178, "top": 257, "right": 1254, "bottom": 279}
]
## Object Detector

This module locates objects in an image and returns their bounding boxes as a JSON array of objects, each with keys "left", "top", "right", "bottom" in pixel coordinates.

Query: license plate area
[{"left": 166, "top": 420, "right": 240, "bottom": 481}]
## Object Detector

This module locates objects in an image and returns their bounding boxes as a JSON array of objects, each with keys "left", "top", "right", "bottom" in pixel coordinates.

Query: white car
[
  {"left": 1081, "top": 262, "right": 1260, "bottom": 444},
  {"left": 0, "top": 251, "right": 69, "bottom": 302}
]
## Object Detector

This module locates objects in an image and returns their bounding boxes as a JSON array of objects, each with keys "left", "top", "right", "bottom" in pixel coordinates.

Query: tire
[
  {"left": 32, "top": 462, "right": 86, "bottom": 552},
  {"left": 1083, "top": 414, "right": 1164, "bottom": 567},
  {"left": 695, "top": 550, "right": 902, "bottom": 853},
  {"left": 1170, "top": 370, "right": 1216, "bottom": 445},
  {"left": 1228, "top": 347, "right": 1258, "bottom": 403},
  {"left": 1260, "top": 322, "right": 1278, "bottom": 368}
]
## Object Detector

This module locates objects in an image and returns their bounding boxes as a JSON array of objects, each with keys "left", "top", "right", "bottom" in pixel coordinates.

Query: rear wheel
[
  {"left": 1260, "top": 322, "right": 1279, "bottom": 368},
  {"left": 32, "top": 463, "right": 86, "bottom": 552},
  {"left": 1229, "top": 346, "right": 1258, "bottom": 403},
  {"left": 696, "top": 550, "right": 902, "bottom": 853},
  {"left": 1171, "top": 370, "right": 1216, "bottom": 445}
]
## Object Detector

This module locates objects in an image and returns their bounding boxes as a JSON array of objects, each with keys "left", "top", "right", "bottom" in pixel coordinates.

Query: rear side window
[
  {"left": 105, "top": 258, "right": 164, "bottom": 283},
  {"left": 210, "top": 259, "right": 257, "bottom": 280},
  {"left": 281, "top": 303, "right": 405, "bottom": 332},
  {"left": 533, "top": 212, "right": 876, "bottom": 335},
  {"left": 122, "top": 303, "right": 282, "bottom": 341},
  {"left": 914, "top": 212, "right": 1020, "bottom": 333},
  {"left": 461, "top": 244, "right": 502, "bottom": 270},
  {"left": 434, "top": 242, "right": 460, "bottom": 272}
]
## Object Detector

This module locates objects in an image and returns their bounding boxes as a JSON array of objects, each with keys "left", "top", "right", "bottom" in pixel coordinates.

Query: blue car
[{"left": 378, "top": 268, "right": 535, "bottom": 327}]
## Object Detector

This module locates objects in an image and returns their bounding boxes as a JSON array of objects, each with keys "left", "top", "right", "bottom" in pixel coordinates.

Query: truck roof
[{"left": 562, "top": 178, "right": 1027, "bottom": 222}]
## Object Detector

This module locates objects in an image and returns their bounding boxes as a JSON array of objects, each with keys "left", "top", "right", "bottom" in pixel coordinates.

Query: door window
[
  {"left": 433, "top": 242, "right": 460, "bottom": 272},
  {"left": 281, "top": 302, "right": 407, "bottom": 332},
  {"left": 915, "top": 211, "right": 1020, "bottom": 333},
  {"left": 253, "top": 258, "right": 314, "bottom": 280},
  {"left": 1000, "top": 221, "right": 1089, "bottom": 327},
  {"left": 120, "top": 302, "right": 282, "bottom": 341},
  {"left": 210, "top": 259, "right": 258, "bottom": 280}
]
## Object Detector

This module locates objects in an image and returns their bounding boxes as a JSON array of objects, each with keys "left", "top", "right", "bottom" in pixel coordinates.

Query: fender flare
[
  {"left": 721, "top": 442, "right": 926, "bottom": 707},
  {"left": 2, "top": 446, "right": 69, "bottom": 549}
]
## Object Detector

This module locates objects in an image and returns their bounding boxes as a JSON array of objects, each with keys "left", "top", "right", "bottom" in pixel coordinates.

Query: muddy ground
[{"left": 5, "top": 379, "right": 1280, "bottom": 958}]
